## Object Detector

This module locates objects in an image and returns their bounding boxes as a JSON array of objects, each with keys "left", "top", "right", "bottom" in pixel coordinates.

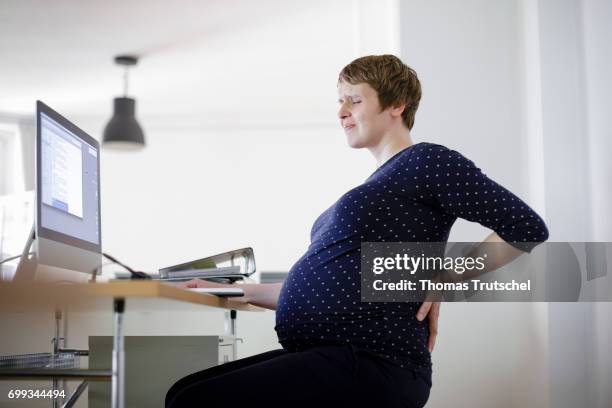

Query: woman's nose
[{"left": 338, "top": 105, "right": 350, "bottom": 119}]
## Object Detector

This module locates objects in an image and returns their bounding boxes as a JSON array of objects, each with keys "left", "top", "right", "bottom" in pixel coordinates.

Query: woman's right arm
[{"left": 182, "top": 279, "right": 283, "bottom": 310}]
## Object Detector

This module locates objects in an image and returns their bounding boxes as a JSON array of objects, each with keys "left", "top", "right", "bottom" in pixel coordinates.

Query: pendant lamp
[{"left": 103, "top": 55, "right": 145, "bottom": 150}]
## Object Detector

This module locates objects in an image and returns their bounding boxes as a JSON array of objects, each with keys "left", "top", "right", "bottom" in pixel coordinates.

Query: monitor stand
[
  {"left": 14, "top": 225, "right": 37, "bottom": 282},
  {"left": 13, "top": 225, "right": 92, "bottom": 283}
]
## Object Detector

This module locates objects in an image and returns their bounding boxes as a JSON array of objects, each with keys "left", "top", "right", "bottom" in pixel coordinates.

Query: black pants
[{"left": 166, "top": 344, "right": 431, "bottom": 408}]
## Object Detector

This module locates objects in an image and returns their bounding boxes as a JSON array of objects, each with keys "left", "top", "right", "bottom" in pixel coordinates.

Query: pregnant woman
[{"left": 166, "top": 54, "right": 549, "bottom": 408}]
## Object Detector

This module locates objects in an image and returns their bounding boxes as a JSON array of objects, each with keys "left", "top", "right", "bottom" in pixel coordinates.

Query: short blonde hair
[{"left": 338, "top": 55, "right": 421, "bottom": 130}]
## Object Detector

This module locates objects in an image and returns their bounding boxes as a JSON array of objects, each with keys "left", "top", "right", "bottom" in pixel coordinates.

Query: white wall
[
  {"left": 400, "top": 0, "right": 611, "bottom": 407},
  {"left": 582, "top": 0, "right": 612, "bottom": 242},
  {"left": 96, "top": 128, "right": 370, "bottom": 274},
  {"left": 0, "top": 123, "right": 24, "bottom": 195},
  {"left": 540, "top": 0, "right": 612, "bottom": 407},
  {"left": 583, "top": 3, "right": 612, "bottom": 406}
]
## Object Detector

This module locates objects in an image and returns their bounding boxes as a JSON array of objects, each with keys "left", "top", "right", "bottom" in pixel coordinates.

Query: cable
[
  {"left": 1, "top": 251, "right": 150, "bottom": 280},
  {"left": 90, "top": 252, "right": 151, "bottom": 282},
  {"left": 101, "top": 252, "right": 150, "bottom": 279},
  {"left": 0, "top": 253, "right": 33, "bottom": 266}
]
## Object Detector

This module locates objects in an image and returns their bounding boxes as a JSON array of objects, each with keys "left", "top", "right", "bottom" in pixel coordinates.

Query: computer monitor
[{"left": 14, "top": 101, "right": 102, "bottom": 282}]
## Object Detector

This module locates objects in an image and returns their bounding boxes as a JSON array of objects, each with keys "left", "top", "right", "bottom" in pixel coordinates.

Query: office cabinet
[{"left": 88, "top": 336, "right": 234, "bottom": 407}]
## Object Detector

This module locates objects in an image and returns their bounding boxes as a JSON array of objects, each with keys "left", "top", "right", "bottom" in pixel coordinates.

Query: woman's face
[{"left": 337, "top": 80, "right": 393, "bottom": 149}]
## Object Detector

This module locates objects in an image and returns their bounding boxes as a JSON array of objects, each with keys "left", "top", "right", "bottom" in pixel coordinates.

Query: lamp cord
[{"left": 123, "top": 67, "right": 129, "bottom": 97}]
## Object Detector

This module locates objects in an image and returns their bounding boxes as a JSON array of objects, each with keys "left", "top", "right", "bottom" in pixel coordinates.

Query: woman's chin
[{"left": 346, "top": 136, "right": 366, "bottom": 149}]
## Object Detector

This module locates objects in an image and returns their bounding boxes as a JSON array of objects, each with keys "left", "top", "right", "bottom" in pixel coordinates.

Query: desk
[{"left": 0, "top": 281, "right": 260, "bottom": 408}]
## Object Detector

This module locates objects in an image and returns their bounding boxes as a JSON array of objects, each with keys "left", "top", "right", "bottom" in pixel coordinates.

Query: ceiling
[{"left": 0, "top": 0, "right": 356, "bottom": 130}]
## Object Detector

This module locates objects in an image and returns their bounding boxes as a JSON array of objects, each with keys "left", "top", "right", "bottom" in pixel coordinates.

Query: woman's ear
[{"left": 390, "top": 103, "right": 406, "bottom": 118}]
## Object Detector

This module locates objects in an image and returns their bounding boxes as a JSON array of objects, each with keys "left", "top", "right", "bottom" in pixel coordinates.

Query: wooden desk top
[{"left": 0, "top": 280, "right": 262, "bottom": 312}]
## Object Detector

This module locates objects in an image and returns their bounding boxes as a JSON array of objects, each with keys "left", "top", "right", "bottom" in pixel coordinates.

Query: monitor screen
[{"left": 36, "top": 101, "right": 101, "bottom": 254}]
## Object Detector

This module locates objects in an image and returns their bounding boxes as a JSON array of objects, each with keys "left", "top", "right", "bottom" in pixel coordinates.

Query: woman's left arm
[{"left": 414, "top": 144, "right": 550, "bottom": 352}]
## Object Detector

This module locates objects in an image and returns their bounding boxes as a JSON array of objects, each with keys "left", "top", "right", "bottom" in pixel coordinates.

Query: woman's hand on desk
[
  {"left": 182, "top": 279, "right": 225, "bottom": 289},
  {"left": 180, "top": 280, "right": 283, "bottom": 310},
  {"left": 180, "top": 279, "right": 250, "bottom": 304}
]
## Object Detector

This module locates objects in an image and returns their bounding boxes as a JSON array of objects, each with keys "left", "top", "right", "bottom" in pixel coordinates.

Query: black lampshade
[{"left": 103, "top": 97, "right": 145, "bottom": 150}]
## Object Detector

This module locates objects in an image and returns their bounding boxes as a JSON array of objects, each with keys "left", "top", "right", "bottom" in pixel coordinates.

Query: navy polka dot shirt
[{"left": 275, "top": 142, "right": 549, "bottom": 370}]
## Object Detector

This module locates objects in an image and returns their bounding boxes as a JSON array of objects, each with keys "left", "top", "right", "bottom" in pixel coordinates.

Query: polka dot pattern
[{"left": 275, "top": 142, "right": 549, "bottom": 370}]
